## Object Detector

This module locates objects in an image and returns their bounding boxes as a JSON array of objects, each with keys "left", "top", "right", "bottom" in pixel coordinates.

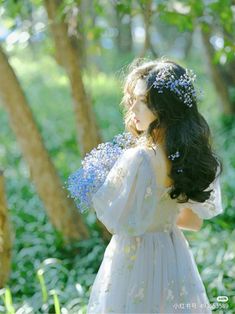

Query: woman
[{"left": 86, "top": 58, "right": 223, "bottom": 313}]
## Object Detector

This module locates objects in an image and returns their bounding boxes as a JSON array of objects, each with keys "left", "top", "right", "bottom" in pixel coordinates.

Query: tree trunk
[
  {"left": 76, "top": 0, "right": 88, "bottom": 70},
  {"left": 114, "top": 3, "right": 133, "bottom": 53},
  {"left": 139, "top": 0, "right": 158, "bottom": 58},
  {"left": 44, "top": 0, "right": 102, "bottom": 157},
  {"left": 0, "top": 46, "right": 89, "bottom": 242},
  {"left": 56, "top": 0, "right": 87, "bottom": 70},
  {"left": 183, "top": 31, "right": 193, "bottom": 59},
  {"left": 201, "top": 30, "right": 235, "bottom": 115},
  {"left": 0, "top": 170, "right": 12, "bottom": 287}
]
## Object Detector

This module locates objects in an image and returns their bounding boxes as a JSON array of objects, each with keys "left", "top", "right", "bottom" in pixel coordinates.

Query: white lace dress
[{"left": 86, "top": 144, "right": 223, "bottom": 314}]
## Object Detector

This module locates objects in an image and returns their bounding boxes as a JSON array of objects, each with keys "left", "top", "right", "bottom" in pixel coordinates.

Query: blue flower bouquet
[{"left": 65, "top": 132, "right": 137, "bottom": 213}]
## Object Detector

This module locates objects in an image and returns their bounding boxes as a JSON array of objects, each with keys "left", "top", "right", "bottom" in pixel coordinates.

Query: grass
[{"left": 0, "top": 46, "right": 234, "bottom": 313}]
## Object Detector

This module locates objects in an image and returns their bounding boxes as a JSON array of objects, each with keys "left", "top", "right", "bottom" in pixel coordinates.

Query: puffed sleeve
[
  {"left": 91, "top": 147, "right": 158, "bottom": 236},
  {"left": 177, "top": 173, "right": 223, "bottom": 220}
]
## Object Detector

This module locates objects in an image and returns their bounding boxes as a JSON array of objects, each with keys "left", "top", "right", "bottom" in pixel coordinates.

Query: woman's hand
[{"left": 176, "top": 207, "right": 203, "bottom": 232}]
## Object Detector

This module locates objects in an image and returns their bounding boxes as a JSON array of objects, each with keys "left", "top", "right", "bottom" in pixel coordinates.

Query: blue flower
[
  {"left": 152, "top": 65, "right": 200, "bottom": 108},
  {"left": 64, "top": 132, "right": 137, "bottom": 213}
]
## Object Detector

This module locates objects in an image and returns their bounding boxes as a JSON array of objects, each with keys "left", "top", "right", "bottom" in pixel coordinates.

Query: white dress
[{"left": 86, "top": 144, "right": 223, "bottom": 314}]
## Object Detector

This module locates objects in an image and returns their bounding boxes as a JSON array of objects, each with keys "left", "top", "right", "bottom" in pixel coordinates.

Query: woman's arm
[{"left": 176, "top": 207, "right": 203, "bottom": 232}]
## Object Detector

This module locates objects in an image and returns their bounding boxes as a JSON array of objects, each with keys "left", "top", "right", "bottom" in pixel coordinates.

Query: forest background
[{"left": 0, "top": 0, "right": 234, "bottom": 313}]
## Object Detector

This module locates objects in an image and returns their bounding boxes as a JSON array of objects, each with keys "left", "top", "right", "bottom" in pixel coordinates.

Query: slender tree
[
  {"left": 113, "top": 0, "right": 133, "bottom": 53},
  {"left": 0, "top": 170, "right": 12, "bottom": 287},
  {"left": 44, "top": 0, "right": 102, "bottom": 157},
  {"left": 0, "top": 46, "right": 89, "bottom": 242},
  {"left": 139, "top": 0, "right": 158, "bottom": 58},
  {"left": 201, "top": 30, "right": 234, "bottom": 115}
]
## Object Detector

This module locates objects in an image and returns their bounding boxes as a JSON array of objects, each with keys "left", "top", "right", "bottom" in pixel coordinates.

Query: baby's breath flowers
[
  {"left": 168, "top": 150, "right": 183, "bottom": 175},
  {"left": 152, "top": 64, "right": 200, "bottom": 108},
  {"left": 168, "top": 150, "right": 180, "bottom": 161},
  {"left": 65, "top": 132, "right": 137, "bottom": 213}
]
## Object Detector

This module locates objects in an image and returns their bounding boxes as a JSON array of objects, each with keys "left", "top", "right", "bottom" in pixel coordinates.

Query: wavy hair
[{"left": 120, "top": 57, "right": 222, "bottom": 203}]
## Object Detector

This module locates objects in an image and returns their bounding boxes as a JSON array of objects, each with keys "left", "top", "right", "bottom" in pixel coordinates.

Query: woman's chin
[
  {"left": 134, "top": 120, "right": 146, "bottom": 131},
  {"left": 136, "top": 124, "right": 144, "bottom": 131}
]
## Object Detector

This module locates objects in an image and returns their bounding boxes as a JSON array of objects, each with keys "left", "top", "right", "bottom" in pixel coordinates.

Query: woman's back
[{"left": 133, "top": 144, "right": 181, "bottom": 233}]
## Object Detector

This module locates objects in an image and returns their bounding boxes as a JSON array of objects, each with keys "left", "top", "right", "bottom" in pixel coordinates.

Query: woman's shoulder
[
  {"left": 129, "top": 143, "right": 173, "bottom": 188},
  {"left": 129, "top": 143, "right": 167, "bottom": 164},
  {"left": 125, "top": 145, "right": 157, "bottom": 159},
  {"left": 123, "top": 144, "right": 158, "bottom": 168}
]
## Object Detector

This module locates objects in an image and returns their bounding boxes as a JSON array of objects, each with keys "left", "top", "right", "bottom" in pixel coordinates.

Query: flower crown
[{"left": 152, "top": 64, "right": 200, "bottom": 108}]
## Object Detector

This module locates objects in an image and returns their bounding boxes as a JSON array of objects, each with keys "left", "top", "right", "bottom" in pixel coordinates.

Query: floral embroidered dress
[{"left": 86, "top": 144, "right": 223, "bottom": 314}]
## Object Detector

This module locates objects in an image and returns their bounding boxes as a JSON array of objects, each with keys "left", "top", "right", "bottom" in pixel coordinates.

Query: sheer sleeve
[
  {"left": 177, "top": 173, "right": 223, "bottom": 220},
  {"left": 91, "top": 147, "right": 158, "bottom": 236}
]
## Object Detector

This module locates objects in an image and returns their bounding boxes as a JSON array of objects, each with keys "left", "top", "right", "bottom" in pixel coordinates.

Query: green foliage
[
  {"left": 186, "top": 225, "right": 235, "bottom": 311},
  {"left": 0, "top": 287, "right": 15, "bottom": 314},
  {"left": 50, "top": 290, "right": 61, "bottom": 314},
  {"left": 114, "top": 0, "right": 132, "bottom": 15},
  {"left": 157, "top": 4, "right": 194, "bottom": 32},
  {"left": 157, "top": 0, "right": 235, "bottom": 60}
]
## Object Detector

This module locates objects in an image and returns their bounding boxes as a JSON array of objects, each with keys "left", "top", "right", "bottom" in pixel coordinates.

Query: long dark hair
[{"left": 121, "top": 58, "right": 222, "bottom": 203}]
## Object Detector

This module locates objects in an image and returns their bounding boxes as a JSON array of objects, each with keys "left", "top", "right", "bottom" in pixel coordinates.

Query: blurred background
[{"left": 0, "top": 0, "right": 234, "bottom": 313}]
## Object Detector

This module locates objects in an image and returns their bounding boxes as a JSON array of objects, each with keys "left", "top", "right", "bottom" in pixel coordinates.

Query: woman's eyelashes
[
  {"left": 136, "top": 96, "right": 147, "bottom": 103},
  {"left": 131, "top": 98, "right": 147, "bottom": 111},
  {"left": 129, "top": 94, "right": 147, "bottom": 105}
]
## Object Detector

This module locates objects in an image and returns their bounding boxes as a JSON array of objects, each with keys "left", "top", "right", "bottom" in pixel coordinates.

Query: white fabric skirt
[{"left": 87, "top": 225, "right": 212, "bottom": 314}]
